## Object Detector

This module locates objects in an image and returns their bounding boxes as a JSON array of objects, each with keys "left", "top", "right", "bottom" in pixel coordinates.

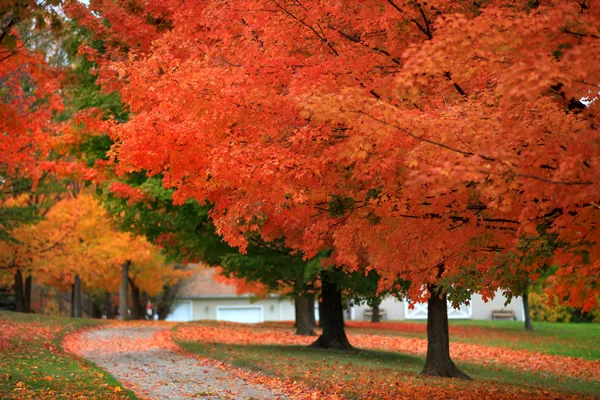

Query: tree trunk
[
  {"left": 294, "top": 295, "right": 316, "bottom": 336},
  {"left": 522, "top": 291, "right": 533, "bottom": 331},
  {"left": 421, "top": 285, "right": 470, "bottom": 379},
  {"left": 24, "top": 275, "right": 31, "bottom": 313},
  {"left": 119, "top": 261, "right": 130, "bottom": 321},
  {"left": 309, "top": 272, "right": 352, "bottom": 349},
  {"left": 371, "top": 303, "right": 381, "bottom": 323},
  {"left": 128, "top": 277, "right": 144, "bottom": 320},
  {"left": 14, "top": 270, "right": 24, "bottom": 313},
  {"left": 317, "top": 298, "right": 323, "bottom": 327},
  {"left": 72, "top": 274, "right": 82, "bottom": 318}
]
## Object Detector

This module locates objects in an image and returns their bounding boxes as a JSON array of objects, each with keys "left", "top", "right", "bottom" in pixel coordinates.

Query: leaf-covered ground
[
  {"left": 64, "top": 323, "right": 299, "bottom": 399},
  {"left": 2, "top": 312, "right": 598, "bottom": 399},
  {"left": 345, "top": 320, "right": 600, "bottom": 360},
  {"left": 0, "top": 311, "right": 136, "bottom": 399},
  {"left": 173, "top": 321, "right": 600, "bottom": 399}
]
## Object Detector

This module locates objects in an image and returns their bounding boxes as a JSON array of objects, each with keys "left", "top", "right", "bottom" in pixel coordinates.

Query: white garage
[
  {"left": 166, "top": 266, "right": 296, "bottom": 323},
  {"left": 216, "top": 306, "right": 264, "bottom": 324}
]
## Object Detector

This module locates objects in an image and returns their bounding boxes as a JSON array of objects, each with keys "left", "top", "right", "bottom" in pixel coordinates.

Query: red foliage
[
  {"left": 213, "top": 266, "right": 271, "bottom": 297},
  {"left": 68, "top": 0, "right": 600, "bottom": 311},
  {"left": 0, "top": 27, "right": 63, "bottom": 188},
  {"left": 108, "top": 182, "right": 150, "bottom": 204}
]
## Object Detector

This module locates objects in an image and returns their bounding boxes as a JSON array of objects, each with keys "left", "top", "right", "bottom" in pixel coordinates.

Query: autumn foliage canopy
[{"left": 65, "top": 0, "right": 599, "bottom": 309}]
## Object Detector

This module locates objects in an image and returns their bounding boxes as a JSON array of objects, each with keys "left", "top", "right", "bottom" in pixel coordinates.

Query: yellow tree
[
  {"left": 0, "top": 193, "right": 79, "bottom": 312},
  {"left": 1, "top": 193, "right": 188, "bottom": 317}
]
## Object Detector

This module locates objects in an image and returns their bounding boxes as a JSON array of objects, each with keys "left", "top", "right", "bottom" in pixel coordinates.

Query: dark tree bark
[
  {"left": 119, "top": 261, "right": 130, "bottom": 321},
  {"left": 24, "top": 275, "right": 31, "bottom": 313},
  {"left": 71, "top": 274, "right": 82, "bottom": 318},
  {"left": 128, "top": 277, "right": 145, "bottom": 320},
  {"left": 371, "top": 303, "right": 381, "bottom": 323},
  {"left": 309, "top": 271, "right": 352, "bottom": 349},
  {"left": 294, "top": 295, "right": 316, "bottom": 336},
  {"left": 14, "top": 270, "right": 24, "bottom": 313},
  {"left": 522, "top": 291, "right": 533, "bottom": 331},
  {"left": 421, "top": 284, "right": 470, "bottom": 379}
]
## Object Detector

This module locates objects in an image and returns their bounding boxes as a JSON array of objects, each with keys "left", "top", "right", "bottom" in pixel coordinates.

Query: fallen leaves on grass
[
  {"left": 173, "top": 323, "right": 587, "bottom": 400},
  {"left": 174, "top": 323, "right": 600, "bottom": 381},
  {"left": 0, "top": 313, "right": 129, "bottom": 400},
  {"left": 0, "top": 321, "right": 60, "bottom": 351}
]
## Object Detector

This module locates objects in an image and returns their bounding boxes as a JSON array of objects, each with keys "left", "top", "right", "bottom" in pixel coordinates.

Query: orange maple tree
[
  {"left": 0, "top": 2, "right": 64, "bottom": 188},
  {"left": 68, "top": 0, "right": 599, "bottom": 377}
]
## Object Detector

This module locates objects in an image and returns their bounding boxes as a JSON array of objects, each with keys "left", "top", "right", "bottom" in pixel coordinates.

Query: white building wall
[
  {"left": 350, "top": 291, "right": 523, "bottom": 321},
  {"left": 352, "top": 297, "right": 405, "bottom": 321},
  {"left": 190, "top": 297, "right": 295, "bottom": 322},
  {"left": 471, "top": 293, "right": 523, "bottom": 321}
]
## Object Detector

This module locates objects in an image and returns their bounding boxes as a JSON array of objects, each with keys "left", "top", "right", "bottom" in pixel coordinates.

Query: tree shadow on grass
[{"left": 179, "top": 340, "right": 600, "bottom": 397}]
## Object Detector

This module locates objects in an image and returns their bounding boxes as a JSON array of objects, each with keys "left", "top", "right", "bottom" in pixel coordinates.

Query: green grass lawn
[
  {"left": 450, "top": 319, "right": 600, "bottom": 359},
  {"left": 175, "top": 320, "right": 600, "bottom": 399},
  {"left": 0, "top": 311, "right": 137, "bottom": 400},
  {"left": 367, "top": 319, "right": 600, "bottom": 360}
]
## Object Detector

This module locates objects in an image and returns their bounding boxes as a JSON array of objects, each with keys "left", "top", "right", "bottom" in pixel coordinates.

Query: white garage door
[
  {"left": 216, "top": 306, "right": 263, "bottom": 324},
  {"left": 166, "top": 300, "right": 192, "bottom": 322}
]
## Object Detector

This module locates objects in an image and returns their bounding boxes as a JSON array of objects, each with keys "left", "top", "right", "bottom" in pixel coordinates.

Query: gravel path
[{"left": 74, "top": 324, "right": 286, "bottom": 400}]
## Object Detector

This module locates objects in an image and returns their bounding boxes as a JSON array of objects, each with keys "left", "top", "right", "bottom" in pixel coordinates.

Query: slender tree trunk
[
  {"left": 119, "top": 261, "right": 130, "bottom": 321},
  {"left": 522, "top": 291, "right": 533, "bottom": 331},
  {"left": 309, "top": 272, "right": 352, "bottom": 349},
  {"left": 371, "top": 302, "right": 381, "bottom": 323},
  {"left": 421, "top": 284, "right": 470, "bottom": 379},
  {"left": 295, "top": 295, "right": 317, "bottom": 336},
  {"left": 128, "top": 277, "right": 144, "bottom": 320},
  {"left": 24, "top": 275, "right": 31, "bottom": 313},
  {"left": 72, "top": 274, "right": 82, "bottom": 318},
  {"left": 14, "top": 270, "right": 24, "bottom": 312}
]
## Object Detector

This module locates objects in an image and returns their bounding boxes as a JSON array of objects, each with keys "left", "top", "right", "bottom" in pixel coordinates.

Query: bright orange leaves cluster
[
  {"left": 68, "top": 1, "right": 600, "bottom": 309},
  {"left": 213, "top": 266, "right": 273, "bottom": 297},
  {"left": 0, "top": 24, "right": 63, "bottom": 187}
]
